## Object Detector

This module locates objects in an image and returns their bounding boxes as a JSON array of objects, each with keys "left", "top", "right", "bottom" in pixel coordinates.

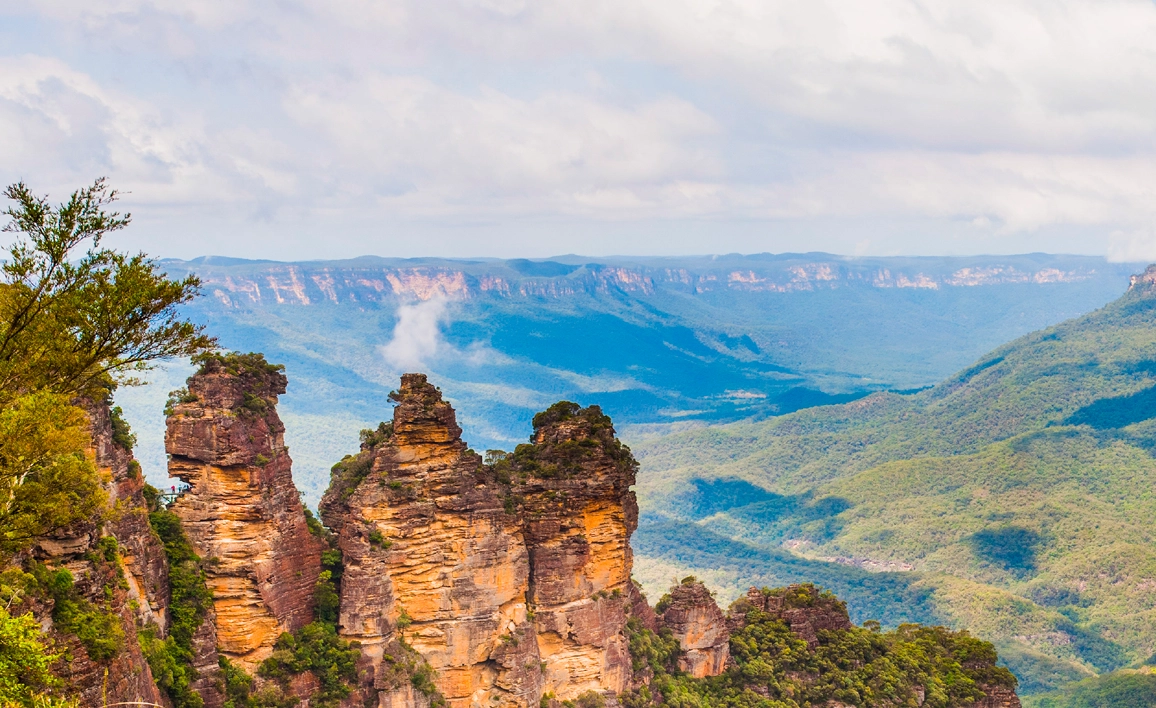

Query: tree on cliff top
[
  {"left": 0, "top": 178, "right": 214, "bottom": 401},
  {"left": 0, "top": 179, "right": 215, "bottom": 560}
]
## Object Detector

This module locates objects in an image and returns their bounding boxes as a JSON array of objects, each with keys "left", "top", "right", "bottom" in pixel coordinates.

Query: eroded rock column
[
  {"left": 320, "top": 374, "right": 541, "bottom": 708},
  {"left": 509, "top": 403, "right": 639, "bottom": 700},
  {"left": 166, "top": 354, "right": 323, "bottom": 670},
  {"left": 656, "top": 579, "right": 729, "bottom": 678}
]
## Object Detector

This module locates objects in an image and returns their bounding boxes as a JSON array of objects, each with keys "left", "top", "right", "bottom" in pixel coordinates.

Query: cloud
[
  {"left": 4, "top": 0, "right": 1156, "bottom": 258},
  {"left": 1108, "top": 229, "right": 1156, "bottom": 264},
  {"left": 381, "top": 297, "right": 450, "bottom": 371}
]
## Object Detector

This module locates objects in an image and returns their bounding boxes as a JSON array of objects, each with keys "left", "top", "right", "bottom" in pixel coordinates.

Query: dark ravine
[{"left": 17, "top": 362, "right": 1020, "bottom": 708}]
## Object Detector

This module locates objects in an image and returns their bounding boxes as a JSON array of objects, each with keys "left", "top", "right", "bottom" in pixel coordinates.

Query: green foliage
[
  {"left": 488, "top": 402, "right": 636, "bottom": 481},
  {"left": 359, "top": 421, "right": 393, "bottom": 449},
  {"left": 258, "top": 622, "right": 360, "bottom": 708},
  {"left": 0, "top": 392, "right": 105, "bottom": 561},
  {"left": 314, "top": 571, "right": 340, "bottom": 625},
  {"left": 0, "top": 178, "right": 209, "bottom": 562},
  {"left": 328, "top": 451, "right": 374, "bottom": 502},
  {"left": 562, "top": 692, "right": 606, "bottom": 708},
  {"left": 378, "top": 639, "right": 447, "bottom": 708},
  {"left": 1025, "top": 670, "right": 1156, "bottom": 708},
  {"left": 622, "top": 585, "right": 1014, "bottom": 708},
  {"left": 108, "top": 404, "right": 136, "bottom": 449},
  {"left": 219, "top": 656, "right": 296, "bottom": 708},
  {"left": 303, "top": 506, "right": 326, "bottom": 538},
  {"left": 164, "top": 387, "right": 198, "bottom": 416},
  {"left": 192, "top": 350, "right": 284, "bottom": 378},
  {"left": 26, "top": 562, "right": 124, "bottom": 663},
  {"left": 142, "top": 498, "right": 213, "bottom": 708},
  {"left": 0, "top": 179, "right": 211, "bottom": 400},
  {"left": 0, "top": 606, "right": 76, "bottom": 708},
  {"left": 367, "top": 529, "right": 392, "bottom": 550}
]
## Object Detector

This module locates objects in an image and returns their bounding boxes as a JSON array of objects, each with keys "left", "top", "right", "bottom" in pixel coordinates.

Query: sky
[{"left": 2, "top": 1, "right": 1156, "bottom": 261}]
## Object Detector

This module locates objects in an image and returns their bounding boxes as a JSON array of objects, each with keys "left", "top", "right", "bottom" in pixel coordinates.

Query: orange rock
[
  {"left": 166, "top": 355, "right": 324, "bottom": 672},
  {"left": 320, "top": 376, "right": 640, "bottom": 707}
]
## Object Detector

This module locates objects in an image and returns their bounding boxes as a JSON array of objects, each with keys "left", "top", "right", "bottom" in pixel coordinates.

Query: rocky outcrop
[
  {"left": 321, "top": 373, "right": 536, "bottom": 708},
  {"left": 166, "top": 354, "right": 324, "bottom": 671},
  {"left": 320, "top": 375, "right": 640, "bottom": 707},
  {"left": 13, "top": 399, "right": 168, "bottom": 708},
  {"left": 655, "top": 579, "right": 728, "bottom": 678},
  {"left": 730, "top": 585, "right": 853, "bottom": 649},
  {"left": 966, "top": 685, "right": 1022, "bottom": 708},
  {"left": 508, "top": 400, "right": 639, "bottom": 699}
]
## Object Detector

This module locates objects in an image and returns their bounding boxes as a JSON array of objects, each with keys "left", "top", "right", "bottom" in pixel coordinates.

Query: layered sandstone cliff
[
  {"left": 166, "top": 354, "right": 324, "bottom": 671},
  {"left": 506, "top": 401, "right": 639, "bottom": 698},
  {"left": 319, "top": 375, "right": 639, "bottom": 707},
  {"left": 655, "top": 579, "right": 729, "bottom": 678},
  {"left": 12, "top": 399, "right": 169, "bottom": 708}
]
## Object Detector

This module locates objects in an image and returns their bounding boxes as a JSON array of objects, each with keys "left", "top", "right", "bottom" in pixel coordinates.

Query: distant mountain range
[
  {"left": 116, "top": 252, "right": 1139, "bottom": 504},
  {"left": 631, "top": 264, "right": 1156, "bottom": 698}
]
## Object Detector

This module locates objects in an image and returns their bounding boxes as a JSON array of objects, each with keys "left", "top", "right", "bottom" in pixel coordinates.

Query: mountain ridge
[
  {"left": 631, "top": 263, "right": 1156, "bottom": 696},
  {"left": 118, "top": 253, "right": 1142, "bottom": 506}
]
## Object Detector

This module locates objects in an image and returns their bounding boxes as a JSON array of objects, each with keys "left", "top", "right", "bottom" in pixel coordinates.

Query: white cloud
[
  {"left": 3, "top": 0, "right": 1156, "bottom": 257},
  {"left": 1108, "top": 229, "right": 1156, "bottom": 264},
  {"left": 381, "top": 297, "right": 450, "bottom": 370}
]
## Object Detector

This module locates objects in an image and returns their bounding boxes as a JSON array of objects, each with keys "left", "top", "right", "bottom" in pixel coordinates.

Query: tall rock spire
[
  {"left": 166, "top": 353, "right": 324, "bottom": 670},
  {"left": 321, "top": 373, "right": 541, "bottom": 707},
  {"left": 320, "top": 375, "right": 640, "bottom": 707}
]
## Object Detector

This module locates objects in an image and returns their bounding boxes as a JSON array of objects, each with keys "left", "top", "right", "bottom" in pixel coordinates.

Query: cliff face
[
  {"left": 17, "top": 400, "right": 168, "bottom": 708},
  {"left": 321, "top": 373, "right": 537, "bottom": 708},
  {"left": 166, "top": 355, "right": 324, "bottom": 670},
  {"left": 507, "top": 402, "right": 639, "bottom": 698},
  {"left": 656, "top": 580, "right": 729, "bottom": 678},
  {"left": 319, "top": 375, "right": 639, "bottom": 707}
]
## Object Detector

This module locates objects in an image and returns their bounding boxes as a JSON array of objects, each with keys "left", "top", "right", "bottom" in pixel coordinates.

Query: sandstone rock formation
[
  {"left": 730, "top": 584, "right": 853, "bottom": 650},
  {"left": 166, "top": 354, "right": 324, "bottom": 670},
  {"left": 655, "top": 579, "right": 729, "bottom": 678},
  {"left": 508, "top": 400, "right": 639, "bottom": 699},
  {"left": 320, "top": 375, "right": 639, "bottom": 707},
  {"left": 13, "top": 399, "right": 168, "bottom": 708},
  {"left": 966, "top": 685, "right": 1023, "bottom": 708}
]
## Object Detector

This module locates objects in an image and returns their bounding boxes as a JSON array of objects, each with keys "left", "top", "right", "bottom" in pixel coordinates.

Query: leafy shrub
[
  {"left": 329, "top": 452, "right": 374, "bottom": 501},
  {"left": 109, "top": 405, "right": 136, "bottom": 449},
  {"left": 0, "top": 606, "right": 76, "bottom": 707},
  {"left": 24, "top": 562, "right": 123, "bottom": 662},
  {"left": 141, "top": 495, "right": 213, "bottom": 708},
  {"left": 258, "top": 622, "right": 360, "bottom": 708},
  {"left": 359, "top": 421, "right": 393, "bottom": 449},
  {"left": 164, "top": 387, "right": 198, "bottom": 416},
  {"left": 193, "top": 351, "right": 284, "bottom": 378}
]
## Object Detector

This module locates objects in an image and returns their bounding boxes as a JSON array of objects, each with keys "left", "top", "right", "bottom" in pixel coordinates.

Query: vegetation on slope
[
  {"left": 633, "top": 266, "right": 1156, "bottom": 695},
  {"left": 1023, "top": 670, "right": 1156, "bottom": 707},
  {"left": 623, "top": 582, "right": 1015, "bottom": 708},
  {"left": 0, "top": 179, "right": 213, "bottom": 701},
  {"left": 141, "top": 484, "right": 214, "bottom": 708}
]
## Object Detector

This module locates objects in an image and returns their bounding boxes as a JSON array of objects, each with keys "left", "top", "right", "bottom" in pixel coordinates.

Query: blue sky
[{"left": 3, "top": 0, "right": 1156, "bottom": 260}]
